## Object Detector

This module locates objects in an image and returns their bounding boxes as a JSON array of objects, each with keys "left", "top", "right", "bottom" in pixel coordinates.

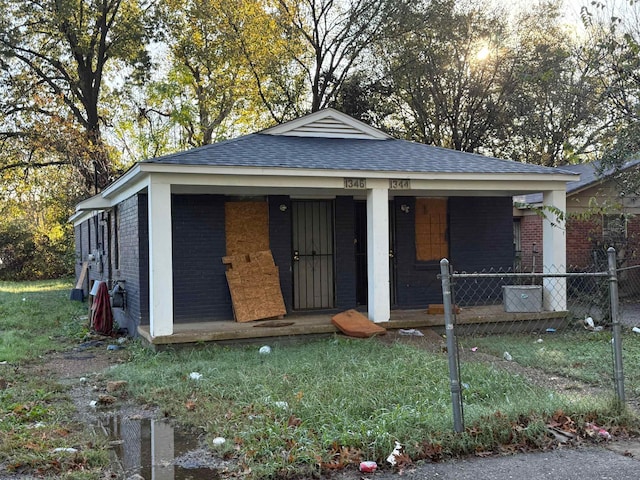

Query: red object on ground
[
  {"left": 92, "top": 282, "right": 114, "bottom": 335},
  {"left": 359, "top": 461, "right": 378, "bottom": 473}
]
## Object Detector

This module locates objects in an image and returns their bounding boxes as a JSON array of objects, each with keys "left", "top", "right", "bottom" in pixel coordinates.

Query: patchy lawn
[
  {"left": 1, "top": 280, "right": 638, "bottom": 479},
  {"left": 108, "top": 336, "right": 633, "bottom": 478}
]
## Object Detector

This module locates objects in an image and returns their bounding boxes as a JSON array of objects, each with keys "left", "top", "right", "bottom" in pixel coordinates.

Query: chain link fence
[{"left": 439, "top": 248, "right": 631, "bottom": 432}]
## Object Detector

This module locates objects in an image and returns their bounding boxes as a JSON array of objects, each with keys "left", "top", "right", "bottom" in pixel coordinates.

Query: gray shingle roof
[
  {"left": 517, "top": 159, "right": 640, "bottom": 204},
  {"left": 143, "top": 133, "right": 570, "bottom": 175}
]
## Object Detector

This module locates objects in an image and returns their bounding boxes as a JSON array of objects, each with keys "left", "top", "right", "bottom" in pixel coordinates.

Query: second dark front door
[{"left": 292, "top": 200, "right": 335, "bottom": 309}]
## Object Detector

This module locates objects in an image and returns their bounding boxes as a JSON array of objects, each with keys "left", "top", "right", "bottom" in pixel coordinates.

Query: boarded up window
[
  {"left": 415, "top": 198, "right": 448, "bottom": 261},
  {"left": 225, "top": 201, "right": 269, "bottom": 255}
]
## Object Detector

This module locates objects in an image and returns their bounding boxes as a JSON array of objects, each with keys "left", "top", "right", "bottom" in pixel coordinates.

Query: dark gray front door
[{"left": 292, "top": 200, "right": 335, "bottom": 309}]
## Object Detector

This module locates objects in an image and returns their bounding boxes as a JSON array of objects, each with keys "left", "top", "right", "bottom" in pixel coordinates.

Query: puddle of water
[{"left": 104, "top": 415, "right": 226, "bottom": 479}]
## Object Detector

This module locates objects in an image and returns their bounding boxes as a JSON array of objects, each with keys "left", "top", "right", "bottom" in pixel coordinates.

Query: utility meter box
[{"left": 503, "top": 285, "right": 543, "bottom": 312}]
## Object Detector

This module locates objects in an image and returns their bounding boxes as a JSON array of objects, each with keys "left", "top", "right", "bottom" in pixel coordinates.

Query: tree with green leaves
[
  {"left": 497, "top": 2, "right": 609, "bottom": 166},
  {"left": 381, "top": 0, "right": 516, "bottom": 151},
  {"left": 0, "top": 0, "right": 152, "bottom": 192},
  {"left": 585, "top": 1, "right": 640, "bottom": 192},
  {"left": 129, "top": 0, "right": 305, "bottom": 152}
]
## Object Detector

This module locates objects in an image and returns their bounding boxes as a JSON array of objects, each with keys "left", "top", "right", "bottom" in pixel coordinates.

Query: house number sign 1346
[{"left": 344, "top": 178, "right": 367, "bottom": 189}]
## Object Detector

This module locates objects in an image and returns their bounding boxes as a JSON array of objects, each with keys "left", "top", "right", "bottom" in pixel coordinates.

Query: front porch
[{"left": 137, "top": 306, "right": 569, "bottom": 347}]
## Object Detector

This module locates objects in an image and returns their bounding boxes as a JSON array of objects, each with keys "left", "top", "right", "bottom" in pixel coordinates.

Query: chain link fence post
[
  {"left": 440, "top": 258, "right": 464, "bottom": 433},
  {"left": 608, "top": 247, "right": 626, "bottom": 405}
]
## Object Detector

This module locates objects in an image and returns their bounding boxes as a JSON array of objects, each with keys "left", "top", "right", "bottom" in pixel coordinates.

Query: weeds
[
  {"left": 465, "top": 330, "right": 640, "bottom": 390},
  {"left": 109, "top": 336, "right": 629, "bottom": 478},
  {"left": 2, "top": 279, "right": 639, "bottom": 479},
  {"left": 0, "top": 279, "right": 88, "bottom": 362},
  {"left": 0, "top": 279, "right": 109, "bottom": 478}
]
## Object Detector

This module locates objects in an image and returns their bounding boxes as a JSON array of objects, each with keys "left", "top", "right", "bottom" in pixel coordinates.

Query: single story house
[
  {"left": 70, "top": 109, "right": 577, "bottom": 341},
  {"left": 514, "top": 159, "right": 640, "bottom": 272}
]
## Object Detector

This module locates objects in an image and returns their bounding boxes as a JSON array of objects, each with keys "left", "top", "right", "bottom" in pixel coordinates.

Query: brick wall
[
  {"left": 268, "top": 196, "right": 293, "bottom": 312},
  {"left": 394, "top": 196, "right": 435, "bottom": 307},
  {"left": 395, "top": 197, "right": 513, "bottom": 305},
  {"left": 449, "top": 197, "right": 514, "bottom": 271},
  {"left": 171, "top": 194, "right": 231, "bottom": 322},
  {"left": 626, "top": 218, "right": 640, "bottom": 267},
  {"left": 334, "top": 196, "right": 357, "bottom": 309},
  {"left": 518, "top": 213, "right": 619, "bottom": 270},
  {"left": 110, "top": 194, "right": 146, "bottom": 334},
  {"left": 566, "top": 216, "right": 600, "bottom": 268},
  {"left": 383, "top": 196, "right": 516, "bottom": 308},
  {"left": 519, "top": 214, "right": 543, "bottom": 271},
  {"left": 137, "top": 194, "right": 150, "bottom": 325}
]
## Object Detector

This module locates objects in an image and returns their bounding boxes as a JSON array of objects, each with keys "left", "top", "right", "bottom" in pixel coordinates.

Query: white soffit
[{"left": 262, "top": 108, "right": 391, "bottom": 140}]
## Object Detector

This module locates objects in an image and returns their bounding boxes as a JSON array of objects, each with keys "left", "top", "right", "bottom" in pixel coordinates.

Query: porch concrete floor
[{"left": 137, "top": 305, "right": 569, "bottom": 347}]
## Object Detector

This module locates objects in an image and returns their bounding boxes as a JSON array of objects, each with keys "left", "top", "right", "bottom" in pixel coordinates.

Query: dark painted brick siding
[
  {"left": 449, "top": 197, "right": 515, "bottom": 305},
  {"left": 268, "top": 196, "right": 293, "bottom": 312},
  {"left": 138, "top": 194, "right": 149, "bottom": 325},
  {"left": 334, "top": 196, "right": 357, "bottom": 309},
  {"left": 73, "top": 192, "right": 516, "bottom": 328},
  {"left": 449, "top": 197, "right": 514, "bottom": 271},
  {"left": 110, "top": 194, "right": 148, "bottom": 333},
  {"left": 393, "top": 196, "right": 514, "bottom": 308},
  {"left": 393, "top": 197, "right": 442, "bottom": 307},
  {"left": 172, "top": 194, "right": 231, "bottom": 322}
]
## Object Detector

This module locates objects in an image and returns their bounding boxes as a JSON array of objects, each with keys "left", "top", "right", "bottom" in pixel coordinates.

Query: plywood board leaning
[{"left": 224, "top": 250, "right": 287, "bottom": 322}]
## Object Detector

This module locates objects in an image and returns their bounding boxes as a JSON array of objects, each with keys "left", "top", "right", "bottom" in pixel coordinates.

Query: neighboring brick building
[
  {"left": 70, "top": 109, "right": 576, "bottom": 341},
  {"left": 514, "top": 160, "right": 640, "bottom": 272}
]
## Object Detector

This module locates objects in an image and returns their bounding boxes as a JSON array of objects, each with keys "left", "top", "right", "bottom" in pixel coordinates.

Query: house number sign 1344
[
  {"left": 344, "top": 178, "right": 366, "bottom": 189},
  {"left": 389, "top": 179, "right": 410, "bottom": 189}
]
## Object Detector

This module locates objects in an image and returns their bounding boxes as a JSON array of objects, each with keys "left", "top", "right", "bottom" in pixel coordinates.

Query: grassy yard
[
  {"left": 1, "top": 280, "right": 638, "bottom": 479},
  {"left": 109, "top": 336, "right": 632, "bottom": 478},
  {"left": 0, "top": 279, "right": 89, "bottom": 362},
  {"left": 466, "top": 330, "right": 640, "bottom": 394},
  {"left": 0, "top": 280, "right": 110, "bottom": 479}
]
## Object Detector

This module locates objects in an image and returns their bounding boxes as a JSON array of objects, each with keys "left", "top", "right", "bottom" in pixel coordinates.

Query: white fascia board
[
  {"left": 164, "top": 175, "right": 572, "bottom": 198},
  {"left": 100, "top": 164, "right": 144, "bottom": 199},
  {"left": 70, "top": 209, "right": 102, "bottom": 227},
  {"left": 105, "top": 177, "right": 150, "bottom": 206},
  {"left": 74, "top": 162, "right": 579, "bottom": 215},
  {"left": 135, "top": 162, "right": 578, "bottom": 183},
  {"left": 74, "top": 194, "right": 110, "bottom": 211}
]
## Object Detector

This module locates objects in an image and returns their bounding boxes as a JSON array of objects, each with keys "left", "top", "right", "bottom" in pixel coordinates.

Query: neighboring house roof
[{"left": 515, "top": 159, "right": 640, "bottom": 205}]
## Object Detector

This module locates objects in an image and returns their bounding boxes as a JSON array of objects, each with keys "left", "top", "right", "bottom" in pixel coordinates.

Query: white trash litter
[{"left": 386, "top": 441, "right": 403, "bottom": 466}]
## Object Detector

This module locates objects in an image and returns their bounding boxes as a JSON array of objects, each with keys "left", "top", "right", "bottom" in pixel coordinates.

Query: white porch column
[
  {"left": 366, "top": 186, "right": 390, "bottom": 322},
  {"left": 542, "top": 189, "right": 567, "bottom": 311},
  {"left": 148, "top": 179, "right": 174, "bottom": 336}
]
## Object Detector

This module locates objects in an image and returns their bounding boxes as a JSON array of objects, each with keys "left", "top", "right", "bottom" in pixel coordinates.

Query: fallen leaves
[{"left": 320, "top": 444, "right": 363, "bottom": 470}]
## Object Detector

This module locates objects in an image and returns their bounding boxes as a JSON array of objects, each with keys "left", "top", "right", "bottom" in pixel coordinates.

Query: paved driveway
[{"left": 330, "top": 441, "right": 640, "bottom": 479}]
